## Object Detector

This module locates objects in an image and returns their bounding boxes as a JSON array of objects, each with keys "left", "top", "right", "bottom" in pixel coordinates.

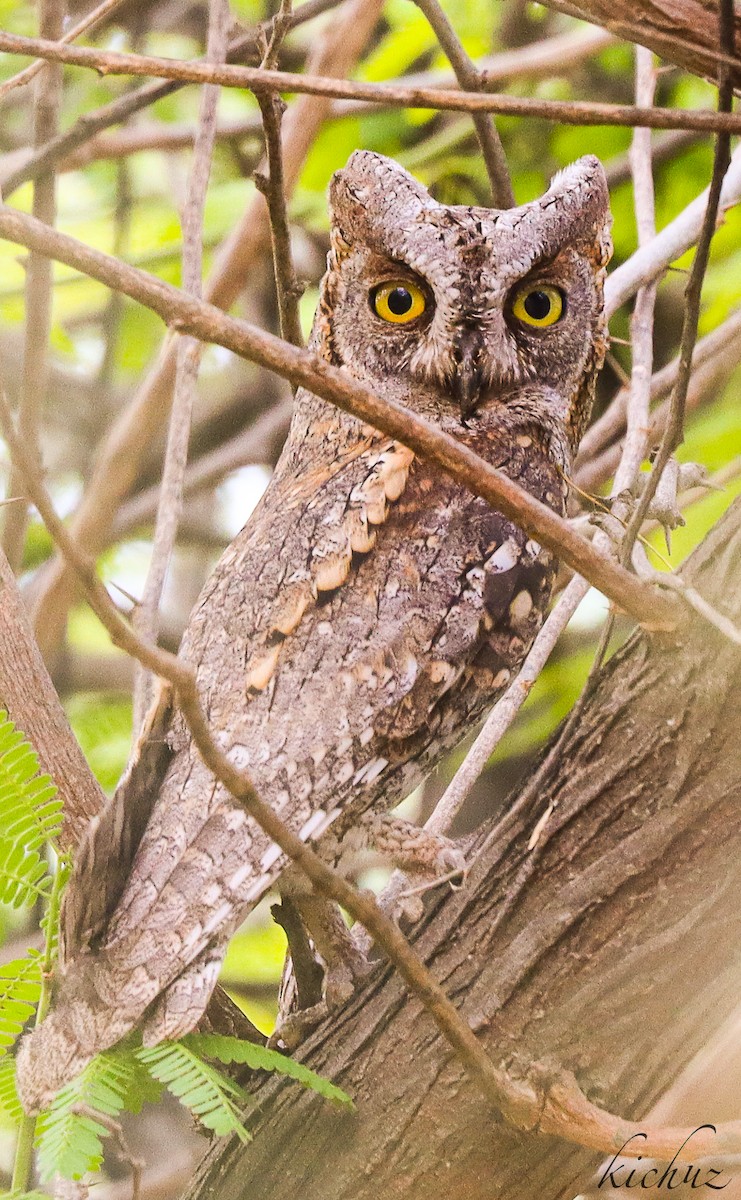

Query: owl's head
[{"left": 319, "top": 151, "right": 612, "bottom": 453}]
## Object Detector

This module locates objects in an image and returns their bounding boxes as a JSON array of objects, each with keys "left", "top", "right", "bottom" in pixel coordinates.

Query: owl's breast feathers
[{"left": 15, "top": 397, "right": 566, "bottom": 1113}]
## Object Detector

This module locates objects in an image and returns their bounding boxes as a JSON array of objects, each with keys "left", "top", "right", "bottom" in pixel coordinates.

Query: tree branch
[
  {"left": 413, "top": 0, "right": 514, "bottom": 206},
  {"left": 0, "top": 202, "right": 678, "bottom": 629},
  {"left": 1, "top": 31, "right": 741, "bottom": 135},
  {"left": 132, "top": 0, "right": 230, "bottom": 729}
]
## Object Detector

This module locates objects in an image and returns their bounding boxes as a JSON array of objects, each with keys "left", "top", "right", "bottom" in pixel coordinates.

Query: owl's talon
[{"left": 269, "top": 1002, "right": 329, "bottom": 1052}]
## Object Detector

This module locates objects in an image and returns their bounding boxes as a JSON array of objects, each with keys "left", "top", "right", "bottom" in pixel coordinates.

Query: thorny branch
[
  {"left": 619, "top": 0, "right": 735, "bottom": 565},
  {"left": 3, "top": 365, "right": 741, "bottom": 1168}
]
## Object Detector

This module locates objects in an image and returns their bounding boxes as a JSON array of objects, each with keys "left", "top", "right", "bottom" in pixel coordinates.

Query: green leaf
[
  {"left": 36, "top": 1051, "right": 149, "bottom": 1182},
  {"left": 0, "top": 711, "right": 62, "bottom": 908},
  {"left": 0, "top": 1055, "right": 23, "bottom": 1128},
  {"left": 182, "top": 1033, "right": 353, "bottom": 1109},
  {"left": 136, "top": 1041, "right": 252, "bottom": 1143},
  {"left": 0, "top": 954, "right": 42, "bottom": 1056}
]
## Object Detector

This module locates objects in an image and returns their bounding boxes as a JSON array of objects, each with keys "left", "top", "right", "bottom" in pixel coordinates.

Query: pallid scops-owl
[{"left": 18, "top": 151, "right": 612, "bottom": 1111}]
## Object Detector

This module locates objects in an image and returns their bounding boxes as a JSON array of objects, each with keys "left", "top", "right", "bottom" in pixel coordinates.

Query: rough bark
[
  {"left": 540, "top": 0, "right": 741, "bottom": 88},
  {"left": 185, "top": 496, "right": 741, "bottom": 1200},
  {"left": 0, "top": 546, "right": 104, "bottom": 849}
]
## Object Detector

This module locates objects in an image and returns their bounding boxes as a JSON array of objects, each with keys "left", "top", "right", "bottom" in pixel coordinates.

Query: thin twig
[
  {"left": 424, "top": 573, "right": 592, "bottom": 834},
  {"left": 27, "top": 0, "right": 384, "bottom": 665},
  {"left": 1, "top": 0, "right": 65, "bottom": 572},
  {"left": 254, "top": 0, "right": 304, "bottom": 346},
  {"left": 132, "top": 0, "right": 231, "bottom": 730},
  {"left": 71, "top": 1105, "right": 144, "bottom": 1200},
  {"left": 0, "top": 0, "right": 131, "bottom": 100},
  {"left": 576, "top": 306, "right": 741, "bottom": 471},
  {"left": 0, "top": 0, "right": 343, "bottom": 199},
  {"left": 619, "top": 47, "right": 657, "bottom": 498},
  {"left": 412, "top": 0, "right": 514, "bottom": 206},
  {"left": 619, "top": 0, "right": 735, "bottom": 563},
  {"left": 0, "top": 27, "right": 613, "bottom": 185},
  {"left": 631, "top": 543, "right": 741, "bottom": 646},
  {"left": 3, "top": 31, "right": 741, "bottom": 135},
  {"left": 605, "top": 142, "right": 741, "bottom": 317},
  {"left": 0, "top": 202, "right": 678, "bottom": 629}
]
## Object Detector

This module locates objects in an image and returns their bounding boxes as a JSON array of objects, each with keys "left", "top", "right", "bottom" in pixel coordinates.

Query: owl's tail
[
  {"left": 15, "top": 949, "right": 141, "bottom": 1114},
  {"left": 15, "top": 938, "right": 225, "bottom": 1115}
]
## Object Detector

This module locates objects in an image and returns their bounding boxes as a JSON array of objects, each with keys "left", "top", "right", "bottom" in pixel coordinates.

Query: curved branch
[{"left": 0, "top": 203, "right": 677, "bottom": 629}]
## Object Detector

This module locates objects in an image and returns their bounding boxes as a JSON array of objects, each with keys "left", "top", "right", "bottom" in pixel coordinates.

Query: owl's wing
[
  {"left": 61, "top": 683, "right": 174, "bottom": 961},
  {"left": 370, "top": 504, "right": 555, "bottom": 746}
]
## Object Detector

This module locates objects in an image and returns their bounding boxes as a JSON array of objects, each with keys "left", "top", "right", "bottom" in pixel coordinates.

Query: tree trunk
[
  {"left": 540, "top": 0, "right": 741, "bottom": 89},
  {"left": 185, "top": 496, "right": 741, "bottom": 1200}
]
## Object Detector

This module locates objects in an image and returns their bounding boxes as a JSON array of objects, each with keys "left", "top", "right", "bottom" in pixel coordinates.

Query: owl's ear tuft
[
  {"left": 543, "top": 155, "right": 613, "bottom": 267},
  {"left": 328, "top": 152, "right": 434, "bottom": 249}
]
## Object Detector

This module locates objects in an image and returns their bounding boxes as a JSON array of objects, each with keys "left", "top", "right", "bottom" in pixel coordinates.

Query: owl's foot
[{"left": 356, "top": 812, "right": 467, "bottom": 921}]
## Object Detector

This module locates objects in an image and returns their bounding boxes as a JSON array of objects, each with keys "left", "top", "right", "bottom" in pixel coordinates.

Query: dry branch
[
  {"left": 133, "top": 0, "right": 230, "bottom": 728},
  {"left": 28, "top": 0, "right": 385, "bottom": 664},
  {"left": 413, "top": 0, "right": 513, "bottom": 206},
  {"left": 1, "top": 32, "right": 741, "bottom": 135},
  {"left": 0, "top": 25, "right": 613, "bottom": 194},
  {"left": 0, "top": 203, "right": 677, "bottom": 629}
]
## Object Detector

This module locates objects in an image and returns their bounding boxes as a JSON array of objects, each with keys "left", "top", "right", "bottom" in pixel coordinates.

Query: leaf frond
[
  {"left": 0, "top": 954, "right": 42, "bottom": 1056},
  {"left": 36, "top": 1051, "right": 149, "bottom": 1182},
  {"left": 0, "top": 1056, "right": 23, "bottom": 1129},
  {"left": 136, "top": 1041, "right": 251, "bottom": 1143},
  {"left": 183, "top": 1032, "right": 353, "bottom": 1108},
  {"left": 0, "top": 711, "right": 62, "bottom": 908}
]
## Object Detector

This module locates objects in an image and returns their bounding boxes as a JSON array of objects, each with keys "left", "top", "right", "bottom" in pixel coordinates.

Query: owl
[{"left": 17, "top": 151, "right": 611, "bottom": 1112}]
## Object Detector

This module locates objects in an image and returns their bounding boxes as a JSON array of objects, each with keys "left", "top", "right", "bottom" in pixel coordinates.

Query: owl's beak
[{"left": 452, "top": 337, "right": 485, "bottom": 419}]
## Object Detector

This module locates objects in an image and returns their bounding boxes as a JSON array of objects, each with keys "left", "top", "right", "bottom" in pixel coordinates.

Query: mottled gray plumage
[{"left": 17, "top": 151, "right": 611, "bottom": 1112}]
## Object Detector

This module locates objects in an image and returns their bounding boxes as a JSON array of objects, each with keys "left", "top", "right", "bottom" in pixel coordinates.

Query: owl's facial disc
[{"left": 325, "top": 150, "right": 612, "bottom": 446}]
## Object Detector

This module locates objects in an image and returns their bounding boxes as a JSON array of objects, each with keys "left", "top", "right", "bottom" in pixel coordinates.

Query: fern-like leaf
[
  {"left": 0, "top": 954, "right": 42, "bottom": 1055},
  {"left": 136, "top": 1042, "right": 252, "bottom": 1143},
  {"left": 0, "top": 1056, "right": 23, "bottom": 1129},
  {"left": 0, "top": 712, "right": 62, "bottom": 908},
  {"left": 183, "top": 1033, "right": 353, "bottom": 1108},
  {"left": 35, "top": 1051, "right": 152, "bottom": 1182},
  {"left": 0, "top": 713, "right": 62, "bottom": 847}
]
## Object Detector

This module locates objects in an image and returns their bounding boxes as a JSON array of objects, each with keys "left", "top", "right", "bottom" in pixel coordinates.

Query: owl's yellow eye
[
  {"left": 511, "top": 284, "right": 564, "bottom": 328},
  {"left": 372, "top": 281, "right": 427, "bottom": 324}
]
